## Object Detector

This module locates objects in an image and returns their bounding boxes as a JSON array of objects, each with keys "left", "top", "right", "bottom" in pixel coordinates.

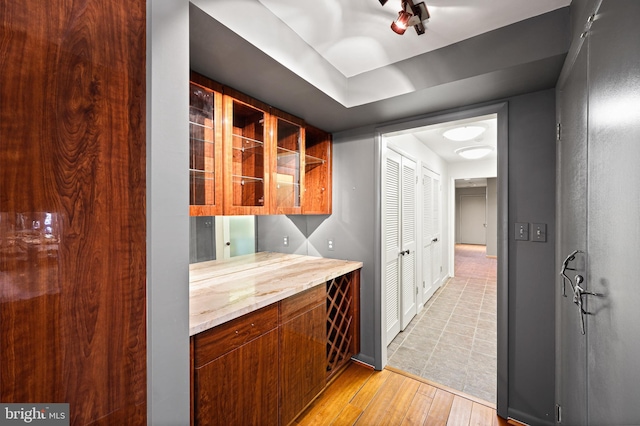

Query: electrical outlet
[
  {"left": 327, "top": 239, "right": 334, "bottom": 251},
  {"left": 283, "top": 236, "right": 289, "bottom": 247}
]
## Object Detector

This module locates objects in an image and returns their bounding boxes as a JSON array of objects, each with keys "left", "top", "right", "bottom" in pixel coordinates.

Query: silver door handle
[
  {"left": 573, "top": 274, "right": 604, "bottom": 335},
  {"left": 560, "top": 249, "right": 582, "bottom": 297}
]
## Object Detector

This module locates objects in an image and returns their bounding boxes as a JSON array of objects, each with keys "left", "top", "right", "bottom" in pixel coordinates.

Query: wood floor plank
[
  {"left": 417, "top": 382, "right": 437, "bottom": 398},
  {"left": 446, "top": 396, "right": 473, "bottom": 426},
  {"left": 378, "top": 377, "right": 421, "bottom": 425},
  {"left": 331, "top": 403, "right": 363, "bottom": 425},
  {"left": 296, "top": 363, "right": 507, "bottom": 426},
  {"left": 425, "top": 389, "right": 456, "bottom": 426},
  {"left": 349, "top": 368, "right": 392, "bottom": 409},
  {"left": 354, "top": 373, "right": 407, "bottom": 424},
  {"left": 469, "top": 401, "right": 495, "bottom": 426},
  {"left": 400, "top": 388, "right": 435, "bottom": 425},
  {"left": 296, "top": 363, "right": 373, "bottom": 426}
]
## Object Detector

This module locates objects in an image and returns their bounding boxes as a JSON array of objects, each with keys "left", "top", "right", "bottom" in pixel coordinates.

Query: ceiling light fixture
[
  {"left": 455, "top": 146, "right": 493, "bottom": 160},
  {"left": 442, "top": 125, "right": 486, "bottom": 141},
  {"left": 383, "top": 0, "right": 430, "bottom": 36}
]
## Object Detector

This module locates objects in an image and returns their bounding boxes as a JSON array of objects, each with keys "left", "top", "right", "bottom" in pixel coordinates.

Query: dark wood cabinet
[
  {"left": 192, "top": 305, "right": 279, "bottom": 426},
  {"left": 189, "top": 73, "right": 223, "bottom": 216},
  {"left": 303, "top": 125, "right": 332, "bottom": 215},
  {"left": 279, "top": 285, "right": 327, "bottom": 425},
  {"left": 189, "top": 72, "right": 332, "bottom": 216},
  {"left": 190, "top": 270, "right": 360, "bottom": 425}
]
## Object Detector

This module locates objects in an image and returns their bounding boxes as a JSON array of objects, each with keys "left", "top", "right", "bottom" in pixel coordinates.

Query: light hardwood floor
[{"left": 295, "top": 361, "right": 514, "bottom": 426}]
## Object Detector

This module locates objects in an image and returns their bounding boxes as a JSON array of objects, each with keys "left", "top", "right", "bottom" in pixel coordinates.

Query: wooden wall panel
[{"left": 0, "top": 1, "right": 146, "bottom": 425}]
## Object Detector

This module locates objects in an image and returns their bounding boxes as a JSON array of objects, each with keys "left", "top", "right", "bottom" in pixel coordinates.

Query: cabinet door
[
  {"left": 271, "top": 109, "right": 304, "bottom": 215},
  {"left": 189, "top": 73, "right": 223, "bottom": 216},
  {"left": 279, "top": 303, "right": 326, "bottom": 425},
  {"left": 194, "top": 329, "right": 279, "bottom": 426},
  {"left": 222, "top": 90, "right": 271, "bottom": 215},
  {"left": 302, "top": 125, "right": 332, "bottom": 214}
]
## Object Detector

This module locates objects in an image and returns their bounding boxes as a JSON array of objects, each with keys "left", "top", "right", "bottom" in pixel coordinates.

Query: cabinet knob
[
  {"left": 235, "top": 330, "right": 239, "bottom": 334},
  {"left": 251, "top": 323, "right": 255, "bottom": 327}
]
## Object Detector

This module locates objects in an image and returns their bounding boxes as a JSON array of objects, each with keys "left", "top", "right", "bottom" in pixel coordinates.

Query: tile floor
[{"left": 387, "top": 244, "right": 498, "bottom": 403}]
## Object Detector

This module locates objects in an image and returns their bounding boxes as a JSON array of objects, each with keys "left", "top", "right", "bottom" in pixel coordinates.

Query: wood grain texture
[
  {"left": 194, "top": 329, "right": 279, "bottom": 426},
  {"left": 193, "top": 304, "right": 278, "bottom": 368},
  {"left": 303, "top": 125, "right": 332, "bottom": 214},
  {"left": 297, "top": 363, "right": 509, "bottom": 426},
  {"left": 0, "top": 1, "right": 146, "bottom": 425},
  {"left": 279, "top": 303, "right": 327, "bottom": 425}
]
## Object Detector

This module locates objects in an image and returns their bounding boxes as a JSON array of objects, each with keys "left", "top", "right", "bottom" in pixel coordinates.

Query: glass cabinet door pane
[
  {"left": 189, "top": 83, "right": 216, "bottom": 206},
  {"left": 231, "top": 101, "right": 266, "bottom": 207},
  {"left": 275, "top": 119, "right": 301, "bottom": 209}
]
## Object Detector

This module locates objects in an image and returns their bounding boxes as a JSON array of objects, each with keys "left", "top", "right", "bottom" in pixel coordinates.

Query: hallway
[{"left": 387, "top": 244, "right": 498, "bottom": 403}]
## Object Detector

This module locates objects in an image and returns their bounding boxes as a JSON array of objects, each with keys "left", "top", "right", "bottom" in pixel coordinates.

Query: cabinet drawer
[
  {"left": 279, "top": 284, "right": 326, "bottom": 324},
  {"left": 193, "top": 304, "right": 278, "bottom": 368}
]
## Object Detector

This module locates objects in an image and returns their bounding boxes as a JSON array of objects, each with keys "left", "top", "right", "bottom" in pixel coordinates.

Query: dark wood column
[{"left": 0, "top": 1, "right": 147, "bottom": 424}]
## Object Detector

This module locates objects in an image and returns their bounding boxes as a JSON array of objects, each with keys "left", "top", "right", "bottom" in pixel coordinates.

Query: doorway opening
[{"left": 378, "top": 105, "right": 506, "bottom": 407}]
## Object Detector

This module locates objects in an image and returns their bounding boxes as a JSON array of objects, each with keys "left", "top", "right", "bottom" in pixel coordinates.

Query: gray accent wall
[
  {"left": 256, "top": 90, "right": 557, "bottom": 425},
  {"left": 147, "top": 0, "right": 191, "bottom": 424},
  {"left": 257, "top": 129, "right": 379, "bottom": 367},
  {"left": 486, "top": 178, "right": 498, "bottom": 257},
  {"left": 507, "top": 90, "right": 557, "bottom": 425}
]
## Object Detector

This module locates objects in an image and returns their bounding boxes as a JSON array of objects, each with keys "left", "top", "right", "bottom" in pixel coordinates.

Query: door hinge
[
  {"left": 556, "top": 404, "right": 562, "bottom": 423},
  {"left": 557, "top": 123, "right": 562, "bottom": 141},
  {"left": 416, "top": 286, "right": 419, "bottom": 295}
]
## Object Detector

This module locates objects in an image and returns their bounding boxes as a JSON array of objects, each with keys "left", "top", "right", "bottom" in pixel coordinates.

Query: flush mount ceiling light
[
  {"left": 455, "top": 146, "right": 493, "bottom": 160},
  {"left": 442, "top": 125, "right": 486, "bottom": 141},
  {"left": 381, "top": 0, "right": 430, "bottom": 35}
]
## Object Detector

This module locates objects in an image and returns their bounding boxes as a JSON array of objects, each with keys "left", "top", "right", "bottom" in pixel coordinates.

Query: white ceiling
[
  {"left": 257, "top": 0, "right": 570, "bottom": 77},
  {"left": 386, "top": 114, "right": 497, "bottom": 164}
]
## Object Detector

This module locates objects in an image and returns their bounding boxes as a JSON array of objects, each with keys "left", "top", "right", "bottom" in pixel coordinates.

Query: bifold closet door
[
  {"left": 422, "top": 166, "right": 441, "bottom": 302},
  {"left": 384, "top": 149, "right": 417, "bottom": 345}
]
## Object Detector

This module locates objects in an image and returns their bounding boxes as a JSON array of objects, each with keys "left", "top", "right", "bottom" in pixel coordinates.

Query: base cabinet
[
  {"left": 191, "top": 270, "right": 360, "bottom": 425},
  {"left": 279, "top": 286, "right": 327, "bottom": 425}
]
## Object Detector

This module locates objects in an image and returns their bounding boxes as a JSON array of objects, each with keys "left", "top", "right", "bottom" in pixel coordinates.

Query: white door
[
  {"left": 384, "top": 150, "right": 402, "bottom": 344},
  {"left": 422, "top": 166, "right": 441, "bottom": 303},
  {"left": 383, "top": 149, "right": 418, "bottom": 344},
  {"left": 459, "top": 195, "right": 486, "bottom": 245},
  {"left": 400, "top": 156, "right": 417, "bottom": 328}
]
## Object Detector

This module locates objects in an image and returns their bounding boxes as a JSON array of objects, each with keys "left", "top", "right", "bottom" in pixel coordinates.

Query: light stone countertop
[{"left": 189, "top": 252, "right": 363, "bottom": 336}]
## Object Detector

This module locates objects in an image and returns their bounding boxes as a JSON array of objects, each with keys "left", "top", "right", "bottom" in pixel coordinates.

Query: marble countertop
[{"left": 189, "top": 252, "right": 363, "bottom": 336}]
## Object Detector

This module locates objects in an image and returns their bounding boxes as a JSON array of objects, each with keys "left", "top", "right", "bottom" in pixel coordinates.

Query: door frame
[{"left": 373, "top": 102, "right": 509, "bottom": 417}]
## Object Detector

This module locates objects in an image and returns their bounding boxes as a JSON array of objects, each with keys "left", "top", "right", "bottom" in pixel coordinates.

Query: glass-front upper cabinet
[
  {"left": 271, "top": 109, "right": 304, "bottom": 215},
  {"left": 189, "top": 73, "right": 223, "bottom": 216},
  {"left": 303, "top": 125, "right": 332, "bottom": 214},
  {"left": 223, "top": 90, "right": 271, "bottom": 215}
]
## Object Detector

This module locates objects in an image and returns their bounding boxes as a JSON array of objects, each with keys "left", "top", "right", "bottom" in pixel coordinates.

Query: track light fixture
[{"left": 383, "top": 0, "right": 430, "bottom": 35}]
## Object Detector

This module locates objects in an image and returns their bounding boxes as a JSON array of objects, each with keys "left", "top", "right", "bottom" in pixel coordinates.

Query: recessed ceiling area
[
  {"left": 385, "top": 114, "right": 497, "bottom": 163},
  {"left": 189, "top": 0, "right": 570, "bottom": 132},
  {"left": 257, "top": 0, "right": 571, "bottom": 78}
]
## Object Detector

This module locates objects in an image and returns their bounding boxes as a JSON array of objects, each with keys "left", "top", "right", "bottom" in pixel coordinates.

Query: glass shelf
[
  {"left": 190, "top": 121, "right": 214, "bottom": 130},
  {"left": 232, "top": 175, "right": 264, "bottom": 185},
  {"left": 233, "top": 134, "right": 264, "bottom": 151},
  {"left": 277, "top": 146, "right": 301, "bottom": 156},
  {"left": 305, "top": 154, "right": 326, "bottom": 167}
]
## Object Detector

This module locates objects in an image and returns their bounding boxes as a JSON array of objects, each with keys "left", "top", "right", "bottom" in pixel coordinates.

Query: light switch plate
[
  {"left": 532, "top": 223, "right": 547, "bottom": 242},
  {"left": 515, "top": 222, "right": 529, "bottom": 241}
]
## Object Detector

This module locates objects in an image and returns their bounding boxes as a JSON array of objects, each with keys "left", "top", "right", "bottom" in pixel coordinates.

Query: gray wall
[
  {"left": 486, "top": 178, "right": 498, "bottom": 257},
  {"left": 257, "top": 89, "right": 558, "bottom": 425},
  {"left": 257, "top": 129, "right": 379, "bottom": 366},
  {"left": 147, "top": 0, "right": 191, "bottom": 424},
  {"left": 507, "top": 89, "right": 557, "bottom": 425}
]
